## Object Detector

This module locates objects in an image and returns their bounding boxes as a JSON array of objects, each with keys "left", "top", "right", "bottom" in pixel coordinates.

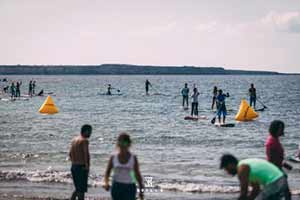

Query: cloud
[
  {"left": 129, "top": 22, "right": 177, "bottom": 37},
  {"left": 262, "top": 11, "right": 300, "bottom": 33}
]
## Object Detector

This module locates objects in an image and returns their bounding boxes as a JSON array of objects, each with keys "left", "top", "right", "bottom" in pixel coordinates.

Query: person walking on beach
[
  {"left": 265, "top": 120, "right": 292, "bottom": 199},
  {"left": 181, "top": 83, "right": 189, "bottom": 108},
  {"left": 145, "top": 79, "right": 152, "bottom": 95},
  {"left": 103, "top": 133, "right": 144, "bottom": 200},
  {"left": 220, "top": 154, "right": 291, "bottom": 200},
  {"left": 216, "top": 89, "right": 229, "bottom": 124},
  {"left": 69, "top": 124, "right": 92, "bottom": 200},
  {"left": 211, "top": 86, "right": 218, "bottom": 110},
  {"left": 191, "top": 87, "right": 199, "bottom": 116},
  {"left": 28, "top": 80, "right": 33, "bottom": 97},
  {"left": 249, "top": 83, "right": 256, "bottom": 109},
  {"left": 16, "top": 81, "right": 22, "bottom": 98}
]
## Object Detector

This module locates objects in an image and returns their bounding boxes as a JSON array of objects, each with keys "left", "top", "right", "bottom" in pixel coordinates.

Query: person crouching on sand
[
  {"left": 103, "top": 133, "right": 144, "bottom": 200},
  {"left": 220, "top": 154, "right": 291, "bottom": 200},
  {"left": 69, "top": 124, "right": 92, "bottom": 200}
]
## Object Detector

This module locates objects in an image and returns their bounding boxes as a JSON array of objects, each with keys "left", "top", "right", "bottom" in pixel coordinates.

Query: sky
[{"left": 0, "top": 0, "right": 300, "bottom": 73}]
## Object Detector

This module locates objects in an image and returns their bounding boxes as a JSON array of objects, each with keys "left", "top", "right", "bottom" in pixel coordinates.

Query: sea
[{"left": 0, "top": 75, "right": 300, "bottom": 200}]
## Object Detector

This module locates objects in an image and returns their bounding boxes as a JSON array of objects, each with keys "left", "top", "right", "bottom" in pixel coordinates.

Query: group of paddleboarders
[
  {"left": 1, "top": 79, "right": 44, "bottom": 100},
  {"left": 181, "top": 83, "right": 231, "bottom": 124},
  {"left": 180, "top": 83, "right": 259, "bottom": 124},
  {"left": 105, "top": 80, "right": 152, "bottom": 96}
]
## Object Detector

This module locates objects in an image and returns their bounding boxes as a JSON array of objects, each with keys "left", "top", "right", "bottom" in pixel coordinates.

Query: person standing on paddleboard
[
  {"left": 181, "top": 83, "right": 189, "bottom": 108},
  {"left": 10, "top": 82, "right": 16, "bottom": 99},
  {"left": 107, "top": 84, "right": 112, "bottom": 95},
  {"left": 211, "top": 86, "right": 218, "bottom": 110},
  {"left": 216, "top": 89, "right": 229, "bottom": 124},
  {"left": 28, "top": 80, "right": 33, "bottom": 97},
  {"left": 16, "top": 81, "right": 22, "bottom": 98},
  {"left": 145, "top": 79, "right": 152, "bottom": 95},
  {"left": 191, "top": 87, "right": 200, "bottom": 117},
  {"left": 249, "top": 83, "right": 256, "bottom": 109}
]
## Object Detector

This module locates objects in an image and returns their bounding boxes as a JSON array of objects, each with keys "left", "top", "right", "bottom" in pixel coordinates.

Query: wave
[{"left": 1, "top": 169, "right": 300, "bottom": 195}]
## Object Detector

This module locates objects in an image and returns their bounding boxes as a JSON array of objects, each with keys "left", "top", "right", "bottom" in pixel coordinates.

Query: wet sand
[{"left": 1, "top": 179, "right": 300, "bottom": 200}]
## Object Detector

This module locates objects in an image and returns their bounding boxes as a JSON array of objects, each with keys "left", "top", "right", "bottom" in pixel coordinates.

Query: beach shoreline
[{"left": 2, "top": 180, "right": 300, "bottom": 200}]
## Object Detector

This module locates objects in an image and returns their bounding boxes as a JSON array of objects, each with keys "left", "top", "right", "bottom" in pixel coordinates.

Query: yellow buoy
[
  {"left": 39, "top": 95, "right": 59, "bottom": 114},
  {"left": 235, "top": 99, "right": 258, "bottom": 121}
]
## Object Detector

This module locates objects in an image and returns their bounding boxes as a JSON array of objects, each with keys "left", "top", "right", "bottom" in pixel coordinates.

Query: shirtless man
[{"left": 69, "top": 124, "right": 92, "bottom": 200}]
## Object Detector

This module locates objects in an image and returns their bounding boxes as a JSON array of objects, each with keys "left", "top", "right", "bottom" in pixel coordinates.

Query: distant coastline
[{"left": 0, "top": 64, "right": 286, "bottom": 75}]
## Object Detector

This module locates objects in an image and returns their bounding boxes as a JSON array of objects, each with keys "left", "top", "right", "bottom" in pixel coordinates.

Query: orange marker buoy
[
  {"left": 235, "top": 99, "right": 258, "bottom": 121},
  {"left": 39, "top": 95, "right": 59, "bottom": 114}
]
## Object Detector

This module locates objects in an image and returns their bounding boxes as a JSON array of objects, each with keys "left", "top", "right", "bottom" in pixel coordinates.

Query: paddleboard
[
  {"left": 97, "top": 93, "right": 123, "bottom": 96},
  {"left": 184, "top": 116, "right": 208, "bottom": 120},
  {"left": 0, "top": 98, "right": 11, "bottom": 101},
  {"left": 215, "top": 123, "right": 235, "bottom": 127},
  {"left": 288, "top": 156, "right": 300, "bottom": 163}
]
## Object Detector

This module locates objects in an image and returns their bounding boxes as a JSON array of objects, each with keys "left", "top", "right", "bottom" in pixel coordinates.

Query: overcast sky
[{"left": 0, "top": 0, "right": 300, "bottom": 73}]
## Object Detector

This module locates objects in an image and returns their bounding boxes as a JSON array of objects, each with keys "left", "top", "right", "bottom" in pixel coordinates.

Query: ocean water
[{"left": 0, "top": 75, "right": 300, "bottom": 199}]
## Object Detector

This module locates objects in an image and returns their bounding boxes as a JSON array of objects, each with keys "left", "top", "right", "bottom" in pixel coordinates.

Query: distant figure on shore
[
  {"left": 29, "top": 80, "right": 33, "bottom": 97},
  {"left": 211, "top": 86, "right": 218, "bottom": 110},
  {"left": 249, "top": 83, "right": 256, "bottom": 109},
  {"left": 32, "top": 81, "right": 36, "bottom": 95},
  {"left": 10, "top": 82, "right": 16, "bottom": 99},
  {"left": 266, "top": 120, "right": 292, "bottom": 198},
  {"left": 69, "top": 124, "right": 92, "bottom": 200},
  {"left": 181, "top": 83, "right": 189, "bottom": 108},
  {"left": 145, "top": 80, "right": 152, "bottom": 95},
  {"left": 16, "top": 81, "right": 22, "bottom": 97},
  {"left": 103, "top": 133, "right": 144, "bottom": 200},
  {"left": 191, "top": 87, "right": 199, "bottom": 116},
  {"left": 216, "top": 89, "right": 229, "bottom": 124},
  {"left": 220, "top": 154, "right": 291, "bottom": 200}
]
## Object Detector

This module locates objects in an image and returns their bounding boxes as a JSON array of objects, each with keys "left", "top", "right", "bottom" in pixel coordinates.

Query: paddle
[
  {"left": 256, "top": 98, "right": 267, "bottom": 109},
  {"left": 211, "top": 114, "right": 217, "bottom": 124}
]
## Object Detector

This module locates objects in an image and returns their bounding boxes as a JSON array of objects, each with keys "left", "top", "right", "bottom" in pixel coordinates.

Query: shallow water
[{"left": 0, "top": 75, "right": 300, "bottom": 199}]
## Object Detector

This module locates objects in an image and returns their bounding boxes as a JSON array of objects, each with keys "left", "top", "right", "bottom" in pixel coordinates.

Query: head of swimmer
[
  {"left": 81, "top": 124, "right": 92, "bottom": 138},
  {"left": 117, "top": 133, "right": 132, "bottom": 151},
  {"left": 269, "top": 120, "right": 285, "bottom": 137},
  {"left": 220, "top": 154, "right": 238, "bottom": 176}
]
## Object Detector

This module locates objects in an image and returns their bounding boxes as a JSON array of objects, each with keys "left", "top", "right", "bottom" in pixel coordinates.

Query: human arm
[
  {"left": 283, "top": 162, "right": 293, "bottom": 170},
  {"left": 266, "top": 144, "right": 282, "bottom": 169},
  {"left": 134, "top": 156, "right": 144, "bottom": 200},
  {"left": 82, "top": 140, "right": 90, "bottom": 171},
  {"left": 238, "top": 165, "right": 250, "bottom": 200},
  {"left": 69, "top": 143, "right": 72, "bottom": 162},
  {"left": 103, "top": 156, "right": 113, "bottom": 191},
  {"left": 248, "top": 182, "right": 260, "bottom": 200}
]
